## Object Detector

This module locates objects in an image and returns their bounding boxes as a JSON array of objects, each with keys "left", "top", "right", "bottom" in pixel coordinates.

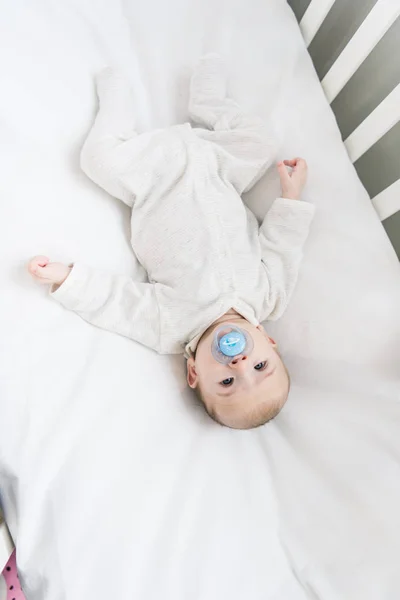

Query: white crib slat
[
  {"left": 372, "top": 179, "right": 400, "bottom": 221},
  {"left": 344, "top": 83, "right": 400, "bottom": 162},
  {"left": 300, "top": 0, "right": 336, "bottom": 46},
  {"left": 322, "top": 0, "right": 400, "bottom": 103}
]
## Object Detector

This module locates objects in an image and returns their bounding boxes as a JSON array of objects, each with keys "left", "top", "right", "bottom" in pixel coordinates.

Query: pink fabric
[{"left": 1, "top": 551, "right": 26, "bottom": 600}]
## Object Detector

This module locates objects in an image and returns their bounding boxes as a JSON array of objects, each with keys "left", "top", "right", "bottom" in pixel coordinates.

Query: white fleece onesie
[{"left": 52, "top": 56, "right": 315, "bottom": 355}]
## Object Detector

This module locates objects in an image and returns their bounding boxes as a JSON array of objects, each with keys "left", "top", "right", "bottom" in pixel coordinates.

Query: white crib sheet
[{"left": 0, "top": 1, "right": 400, "bottom": 599}]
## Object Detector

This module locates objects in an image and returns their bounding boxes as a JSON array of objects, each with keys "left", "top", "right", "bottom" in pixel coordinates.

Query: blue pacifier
[
  {"left": 219, "top": 331, "right": 246, "bottom": 356},
  {"left": 211, "top": 324, "right": 254, "bottom": 364}
]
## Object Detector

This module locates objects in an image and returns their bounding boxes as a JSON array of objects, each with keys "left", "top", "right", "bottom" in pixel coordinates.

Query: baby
[{"left": 28, "top": 55, "right": 314, "bottom": 429}]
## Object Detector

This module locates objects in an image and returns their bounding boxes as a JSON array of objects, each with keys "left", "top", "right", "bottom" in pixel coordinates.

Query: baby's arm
[
  {"left": 259, "top": 158, "right": 315, "bottom": 320},
  {"left": 28, "top": 257, "right": 160, "bottom": 351}
]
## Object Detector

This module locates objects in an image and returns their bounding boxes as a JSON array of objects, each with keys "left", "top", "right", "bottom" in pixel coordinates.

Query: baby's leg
[
  {"left": 189, "top": 54, "right": 230, "bottom": 128},
  {"left": 80, "top": 68, "right": 138, "bottom": 206},
  {"left": 189, "top": 55, "right": 275, "bottom": 194}
]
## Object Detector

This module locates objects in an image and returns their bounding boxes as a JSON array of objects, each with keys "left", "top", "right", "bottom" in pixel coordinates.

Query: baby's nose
[{"left": 230, "top": 355, "right": 248, "bottom": 369}]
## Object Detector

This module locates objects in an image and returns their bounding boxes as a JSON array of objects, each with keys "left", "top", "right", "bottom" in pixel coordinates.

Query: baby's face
[{"left": 187, "top": 317, "right": 289, "bottom": 428}]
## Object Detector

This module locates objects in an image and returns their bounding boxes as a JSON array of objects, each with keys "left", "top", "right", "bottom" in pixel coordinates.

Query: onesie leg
[
  {"left": 189, "top": 53, "right": 229, "bottom": 128},
  {"left": 80, "top": 68, "right": 138, "bottom": 205},
  {"left": 189, "top": 55, "right": 275, "bottom": 194}
]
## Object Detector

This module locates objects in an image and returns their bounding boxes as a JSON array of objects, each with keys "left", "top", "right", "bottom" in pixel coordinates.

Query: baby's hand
[
  {"left": 28, "top": 256, "right": 71, "bottom": 287},
  {"left": 277, "top": 157, "right": 308, "bottom": 200}
]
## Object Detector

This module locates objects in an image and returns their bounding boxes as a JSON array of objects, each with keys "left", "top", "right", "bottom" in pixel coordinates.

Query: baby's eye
[
  {"left": 220, "top": 377, "right": 234, "bottom": 387},
  {"left": 254, "top": 361, "right": 267, "bottom": 371}
]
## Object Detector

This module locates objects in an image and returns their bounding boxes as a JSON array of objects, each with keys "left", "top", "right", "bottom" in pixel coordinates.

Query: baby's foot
[
  {"left": 95, "top": 67, "right": 137, "bottom": 137},
  {"left": 190, "top": 53, "right": 228, "bottom": 104},
  {"left": 28, "top": 256, "right": 71, "bottom": 287},
  {"left": 96, "top": 67, "right": 135, "bottom": 125},
  {"left": 96, "top": 68, "right": 128, "bottom": 103}
]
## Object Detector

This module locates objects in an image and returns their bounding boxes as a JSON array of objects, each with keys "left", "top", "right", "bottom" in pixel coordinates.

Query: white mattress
[{"left": 1, "top": 1, "right": 400, "bottom": 598}]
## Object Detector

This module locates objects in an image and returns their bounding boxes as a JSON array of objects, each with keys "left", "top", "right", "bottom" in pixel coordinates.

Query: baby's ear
[
  {"left": 186, "top": 358, "right": 199, "bottom": 388},
  {"left": 257, "top": 325, "right": 277, "bottom": 347}
]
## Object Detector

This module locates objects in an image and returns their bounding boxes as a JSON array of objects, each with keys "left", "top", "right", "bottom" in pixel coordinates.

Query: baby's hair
[{"left": 195, "top": 367, "right": 291, "bottom": 430}]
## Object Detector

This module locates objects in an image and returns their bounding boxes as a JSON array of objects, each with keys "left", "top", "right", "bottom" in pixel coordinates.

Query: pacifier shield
[
  {"left": 211, "top": 323, "right": 254, "bottom": 364},
  {"left": 218, "top": 331, "right": 246, "bottom": 356}
]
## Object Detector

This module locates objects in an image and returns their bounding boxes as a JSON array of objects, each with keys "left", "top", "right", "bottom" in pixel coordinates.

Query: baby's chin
[{"left": 200, "top": 312, "right": 256, "bottom": 340}]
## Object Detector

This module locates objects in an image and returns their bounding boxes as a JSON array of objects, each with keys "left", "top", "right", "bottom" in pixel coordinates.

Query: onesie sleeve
[
  {"left": 259, "top": 197, "right": 315, "bottom": 320},
  {"left": 51, "top": 262, "right": 161, "bottom": 351}
]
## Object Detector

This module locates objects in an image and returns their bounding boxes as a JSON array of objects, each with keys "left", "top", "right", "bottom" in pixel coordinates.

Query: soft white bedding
[{"left": 0, "top": 1, "right": 400, "bottom": 599}]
